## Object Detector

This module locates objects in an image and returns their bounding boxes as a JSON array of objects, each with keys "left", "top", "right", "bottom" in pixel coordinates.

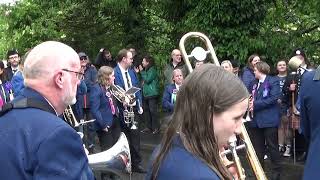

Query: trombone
[{"left": 179, "top": 32, "right": 267, "bottom": 180}]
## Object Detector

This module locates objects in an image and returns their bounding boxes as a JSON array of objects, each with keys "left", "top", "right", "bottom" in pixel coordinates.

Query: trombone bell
[{"left": 179, "top": 32, "right": 220, "bottom": 73}]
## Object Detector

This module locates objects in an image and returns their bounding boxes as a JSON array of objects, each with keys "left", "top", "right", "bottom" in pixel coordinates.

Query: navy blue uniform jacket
[
  {"left": 300, "top": 71, "right": 320, "bottom": 179},
  {"left": 162, "top": 84, "right": 177, "bottom": 113},
  {"left": 90, "top": 83, "right": 114, "bottom": 130},
  {"left": 0, "top": 87, "right": 94, "bottom": 180},
  {"left": 114, "top": 65, "right": 142, "bottom": 127},
  {"left": 248, "top": 75, "right": 281, "bottom": 128},
  {"left": 145, "top": 136, "right": 220, "bottom": 180}
]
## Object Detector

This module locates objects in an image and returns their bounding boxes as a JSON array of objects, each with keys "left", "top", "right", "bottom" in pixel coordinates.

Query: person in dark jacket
[
  {"left": 90, "top": 66, "right": 120, "bottom": 151},
  {"left": 247, "top": 61, "right": 281, "bottom": 180},
  {"left": 114, "top": 49, "right": 145, "bottom": 173},
  {"left": 78, "top": 52, "right": 98, "bottom": 153},
  {"left": 241, "top": 54, "right": 261, "bottom": 91},
  {"left": 275, "top": 59, "right": 292, "bottom": 157},
  {"left": 282, "top": 48, "right": 311, "bottom": 162},
  {"left": 0, "top": 61, "right": 10, "bottom": 108},
  {"left": 72, "top": 80, "right": 87, "bottom": 121},
  {"left": 11, "top": 49, "right": 31, "bottom": 98},
  {"left": 0, "top": 41, "right": 94, "bottom": 179},
  {"left": 137, "top": 55, "right": 160, "bottom": 134},
  {"left": 146, "top": 64, "right": 249, "bottom": 180},
  {"left": 162, "top": 69, "right": 184, "bottom": 114},
  {"left": 163, "top": 49, "right": 188, "bottom": 86},
  {"left": 299, "top": 69, "right": 320, "bottom": 180},
  {"left": 5, "top": 49, "right": 20, "bottom": 81},
  {"left": 94, "top": 48, "right": 117, "bottom": 69}
]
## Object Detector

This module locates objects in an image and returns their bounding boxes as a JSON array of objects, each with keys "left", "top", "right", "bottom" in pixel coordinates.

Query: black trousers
[
  {"left": 120, "top": 110, "right": 142, "bottom": 167},
  {"left": 143, "top": 96, "right": 159, "bottom": 131},
  {"left": 83, "top": 108, "right": 96, "bottom": 149},
  {"left": 97, "top": 116, "right": 121, "bottom": 151},
  {"left": 248, "top": 127, "right": 281, "bottom": 175}
]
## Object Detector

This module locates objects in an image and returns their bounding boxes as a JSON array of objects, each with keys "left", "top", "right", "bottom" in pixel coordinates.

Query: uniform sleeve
[
  {"left": 11, "top": 73, "right": 25, "bottom": 97},
  {"left": 89, "top": 85, "right": 110, "bottom": 129},
  {"left": 78, "top": 80, "right": 87, "bottom": 95},
  {"left": 162, "top": 86, "right": 174, "bottom": 112},
  {"left": 300, "top": 74, "right": 311, "bottom": 140},
  {"left": 35, "top": 125, "right": 94, "bottom": 180}
]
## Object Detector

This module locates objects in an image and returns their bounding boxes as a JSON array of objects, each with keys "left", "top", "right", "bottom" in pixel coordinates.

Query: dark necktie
[
  {"left": 124, "top": 72, "right": 131, "bottom": 88},
  {"left": 257, "top": 82, "right": 262, "bottom": 90},
  {"left": 12, "top": 69, "right": 17, "bottom": 74},
  {"left": 298, "top": 68, "right": 302, "bottom": 76}
]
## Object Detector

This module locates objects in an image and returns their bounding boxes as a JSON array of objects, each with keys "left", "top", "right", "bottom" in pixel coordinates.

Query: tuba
[
  {"left": 88, "top": 132, "right": 132, "bottom": 174},
  {"left": 63, "top": 106, "right": 131, "bottom": 177},
  {"left": 179, "top": 32, "right": 267, "bottom": 180}
]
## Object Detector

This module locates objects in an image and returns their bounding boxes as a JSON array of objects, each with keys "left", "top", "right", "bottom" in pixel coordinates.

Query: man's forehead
[
  {"left": 172, "top": 50, "right": 181, "bottom": 55},
  {"left": 127, "top": 51, "right": 133, "bottom": 57},
  {"left": 9, "top": 54, "right": 19, "bottom": 58}
]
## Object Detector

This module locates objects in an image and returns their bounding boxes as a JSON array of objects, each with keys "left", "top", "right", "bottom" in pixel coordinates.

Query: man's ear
[{"left": 54, "top": 71, "right": 64, "bottom": 89}]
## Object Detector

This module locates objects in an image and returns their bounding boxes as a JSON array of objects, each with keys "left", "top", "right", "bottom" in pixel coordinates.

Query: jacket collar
[{"left": 16, "top": 87, "right": 57, "bottom": 115}]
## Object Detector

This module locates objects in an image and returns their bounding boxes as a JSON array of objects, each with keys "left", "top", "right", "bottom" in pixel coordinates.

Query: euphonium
[
  {"left": 110, "top": 85, "right": 138, "bottom": 129},
  {"left": 179, "top": 32, "right": 267, "bottom": 180}
]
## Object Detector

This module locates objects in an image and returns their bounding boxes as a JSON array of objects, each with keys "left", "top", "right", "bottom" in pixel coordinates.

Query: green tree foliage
[{"left": 0, "top": 0, "right": 319, "bottom": 68}]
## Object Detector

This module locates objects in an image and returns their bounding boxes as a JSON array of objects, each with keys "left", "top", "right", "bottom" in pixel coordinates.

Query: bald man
[
  {"left": 163, "top": 49, "right": 188, "bottom": 86},
  {"left": 0, "top": 41, "right": 94, "bottom": 179},
  {"left": 282, "top": 49, "right": 311, "bottom": 161}
]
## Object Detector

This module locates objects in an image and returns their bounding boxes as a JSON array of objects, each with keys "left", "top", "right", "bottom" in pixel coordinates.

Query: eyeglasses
[
  {"left": 9, "top": 55, "right": 19, "bottom": 60},
  {"left": 80, "top": 56, "right": 87, "bottom": 61},
  {"left": 62, "top": 69, "right": 84, "bottom": 80}
]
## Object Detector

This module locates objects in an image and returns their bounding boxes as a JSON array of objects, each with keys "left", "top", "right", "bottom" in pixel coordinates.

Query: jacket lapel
[
  {"left": 256, "top": 76, "right": 269, "bottom": 99},
  {"left": 115, "top": 65, "right": 125, "bottom": 89}
]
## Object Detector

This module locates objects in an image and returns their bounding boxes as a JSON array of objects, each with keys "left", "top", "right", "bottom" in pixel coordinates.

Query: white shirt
[
  {"left": 258, "top": 74, "right": 267, "bottom": 89},
  {"left": 298, "top": 64, "right": 307, "bottom": 75},
  {"left": 175, "top": 83, "right": 181, "bottom": 91},
  {"left": 118, "top": 63, "right": 132, "bottom": 91},
  {"left": 12, "top": 67, "right": 19, "bottom": 75},
  {"left": 118, "top": 63, "right": 136, "bottom": 106}
]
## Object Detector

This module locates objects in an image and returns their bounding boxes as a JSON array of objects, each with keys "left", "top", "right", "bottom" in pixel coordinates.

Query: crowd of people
[{"left": 0, "top": 40, "right": 319, "bottom": 180}]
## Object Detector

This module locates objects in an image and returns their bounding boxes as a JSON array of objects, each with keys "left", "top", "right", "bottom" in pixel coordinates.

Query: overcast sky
[{"left": 0, "top": 0, "right": 19, "bottom": 4}]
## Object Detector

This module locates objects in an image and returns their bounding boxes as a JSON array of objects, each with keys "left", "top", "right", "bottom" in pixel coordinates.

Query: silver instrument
[
  {"left": 110, "top": 85, "right": 140, "bottom": 129},
  {"left": 88, "top": 132, "right": 132, "bottom": 174}
]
